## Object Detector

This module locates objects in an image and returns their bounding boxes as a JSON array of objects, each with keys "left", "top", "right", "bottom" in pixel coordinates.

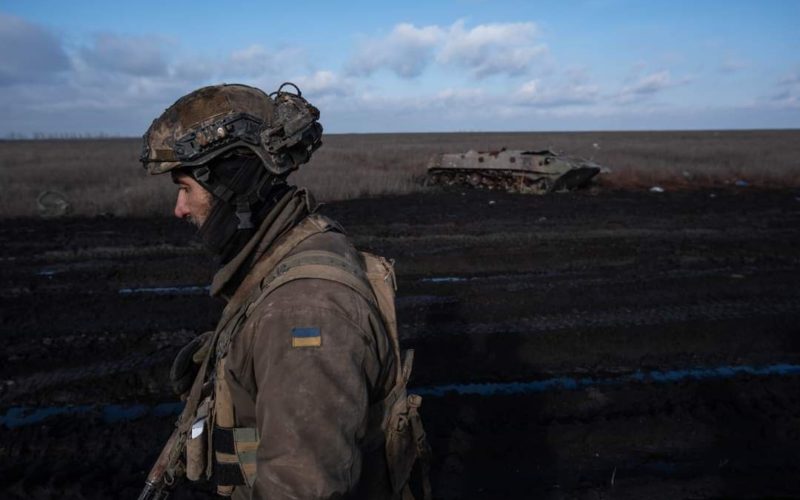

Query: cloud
[
  {"left": 291, "top": 70, "right": 353, "bottom": 98},
  {"left": 79, "top": 33, "right": 168, "bottom": 77},
  {"left": 617, "top": 70, "right": 689, "bottom": 102},
  {"left": 769, "top": 68, "right": 800, "bottom": 108},
  {"left": 0, "top": 13, "right": 70, "bottom": 85},
  {"left": 348, "top": 20, "right": 547, "bottom": 79},
  {"left": 623, "top": 71, "right": 672, "bottom": 95},
  {"left": 0, "top": 22, "right": 203, "bottom": 135},
  {"left": 171, "top": 57, "right": 217, "bottom": 82},
  {"left": 778, "top": 69, "right": 800, "bottom": 87},
  {"left": 437, "top": 20, "right": 546, "bottom": 78},
  {"left": 435, "top": 87, "right": 487, "bottom": 103},
  {"left": 228, "top": 44, "right": 275, "bottom": 76},
  {"left": 168, "top": 45, "right": 300, "bottom": 85},
  {"left": 564, "top": 66, "right": 591, "bottom": 84},
  {"left": 225, "top": 44, "right": 305, "bottom": 78},
  {"left": 514, "top": 79, "right": 600, "bottom": 107},
  {"left": 348, "top": 23, "right": 442, "bottom": 78}
]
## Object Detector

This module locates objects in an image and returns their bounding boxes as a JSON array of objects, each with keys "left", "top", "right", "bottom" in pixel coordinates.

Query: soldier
[{"left": 139, "top": 83, "right": 429, "bottom": 500}]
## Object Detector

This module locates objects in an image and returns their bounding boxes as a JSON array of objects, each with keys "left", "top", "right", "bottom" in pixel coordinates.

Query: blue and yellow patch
[{"left": 291, "top": 327, "right": 322, "bottom": 348}]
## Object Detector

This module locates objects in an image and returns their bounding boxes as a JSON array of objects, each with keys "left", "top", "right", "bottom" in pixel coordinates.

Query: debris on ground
[{"left": 36, "top": 190, "right": 72, "bottom": 218}]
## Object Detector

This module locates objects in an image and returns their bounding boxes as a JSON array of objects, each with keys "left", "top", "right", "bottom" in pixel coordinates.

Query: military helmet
[{"left": 140, "top": 83, "right": 322, "bottom": 177}]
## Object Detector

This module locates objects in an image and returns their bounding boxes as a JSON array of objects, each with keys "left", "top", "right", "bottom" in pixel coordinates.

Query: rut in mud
[{"left": 1, "top": 188, "right": 799, "bottom": 499}]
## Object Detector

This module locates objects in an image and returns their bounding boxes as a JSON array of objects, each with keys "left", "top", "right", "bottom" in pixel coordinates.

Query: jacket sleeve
[{"left": 244, "top": 284, "right": 375, "bottom": 499}]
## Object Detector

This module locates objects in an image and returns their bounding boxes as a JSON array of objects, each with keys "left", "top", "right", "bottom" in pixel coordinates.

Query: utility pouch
[
  {"left": 211, "top": 355, "right": 259, "bottom": 494},
  {"left": 386, "top": 395, "right": 418, "bottom": 492},
  {"left": 186, "top": 396, "right": 211, "bottom": 481},
  {"left": 384, "top": 352, "right": 432, "bottom": 498}
]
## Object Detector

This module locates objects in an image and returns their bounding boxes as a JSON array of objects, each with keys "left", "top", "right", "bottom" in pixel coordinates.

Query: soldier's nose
[{"left": 174, "top": 192, "right": 190, "bottom": 220}]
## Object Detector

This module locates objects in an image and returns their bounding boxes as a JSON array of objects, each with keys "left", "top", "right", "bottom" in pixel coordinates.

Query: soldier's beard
[
  {"left": 186, "top": 195, "right": 214, "bottom": 229},
  {"left": 188, "top": 209, "right": 210, "bottom": 229}
]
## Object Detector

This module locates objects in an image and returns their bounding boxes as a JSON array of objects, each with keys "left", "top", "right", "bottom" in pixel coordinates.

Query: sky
[{"left": 1, "top": 0, "right": 799, "bottom": 135}]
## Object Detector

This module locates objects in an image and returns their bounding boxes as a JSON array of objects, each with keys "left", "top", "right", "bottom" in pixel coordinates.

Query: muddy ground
[{"left": 1, "top": 187, "right": 799, "bottom": 499}]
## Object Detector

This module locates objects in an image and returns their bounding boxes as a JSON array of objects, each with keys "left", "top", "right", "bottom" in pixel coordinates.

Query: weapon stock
[
  {"left": 140, "top": 327, "right": 216, "bottom": 499},
  {"left": 138, "top": 427, "right": 185, "bottom": 500}
]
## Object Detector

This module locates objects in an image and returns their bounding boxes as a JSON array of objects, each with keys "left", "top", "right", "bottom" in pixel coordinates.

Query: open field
[
  {"left": 1, "top": 130, "right": 799, "bottom": 217},
  {"left": 2, "top": 186, "right": 800, "bottom": 498},
  {"left": 1, "top": 130, "right": 799, "bottom": 498}
]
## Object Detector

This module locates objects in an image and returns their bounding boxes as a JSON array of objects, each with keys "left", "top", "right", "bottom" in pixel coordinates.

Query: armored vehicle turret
[{"left": 427, "top": 149, "right": 603, "bottom": 194}]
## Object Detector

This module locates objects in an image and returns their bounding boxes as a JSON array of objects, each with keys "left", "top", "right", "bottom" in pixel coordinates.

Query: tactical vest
[{"left": 179, "top": 214, "right": 431, "bottom": 499}]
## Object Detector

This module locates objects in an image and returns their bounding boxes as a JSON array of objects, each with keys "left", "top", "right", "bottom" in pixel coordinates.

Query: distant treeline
[{"left": 3, "top": 132, "right": 128, "bottom": 140}]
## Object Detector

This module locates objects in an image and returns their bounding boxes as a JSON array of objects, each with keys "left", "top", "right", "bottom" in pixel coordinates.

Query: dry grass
[
  {"left": 0, "top": 139, "right": 173, "bottom": 218},
  {"left": 1, "top": 130, "right": 798, "bottom": 217}
]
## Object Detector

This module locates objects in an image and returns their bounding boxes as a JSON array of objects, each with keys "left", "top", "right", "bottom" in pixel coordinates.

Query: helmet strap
[{"left": 235, "top": 199, "right": 254, "bottom": 230}]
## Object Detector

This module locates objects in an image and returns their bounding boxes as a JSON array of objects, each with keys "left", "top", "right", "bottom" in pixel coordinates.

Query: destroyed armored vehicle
[{"left": 427, "top": 149, "right": 603, "bottom": 194}]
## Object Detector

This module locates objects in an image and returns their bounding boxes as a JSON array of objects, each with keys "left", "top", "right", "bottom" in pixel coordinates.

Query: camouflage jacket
[{"left": 211, "top": 190, "right": 396, "bottom": 500}]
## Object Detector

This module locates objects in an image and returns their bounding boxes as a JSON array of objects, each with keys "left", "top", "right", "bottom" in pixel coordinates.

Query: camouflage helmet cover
[
  {"left": 141, "top": 84, "right": 274, "bottom": 175},
  {"left": 140, "top": 83, "right": 322, "bottom": 177}
]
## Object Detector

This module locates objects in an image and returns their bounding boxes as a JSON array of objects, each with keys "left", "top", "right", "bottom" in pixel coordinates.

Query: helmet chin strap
[{"left": 235, "top": 198, "right": 254, "bottom": 230}]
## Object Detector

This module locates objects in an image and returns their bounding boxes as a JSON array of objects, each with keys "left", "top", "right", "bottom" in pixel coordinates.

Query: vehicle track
[
  {"left": 0, "top": 350, "right": 172, "bottom": 404},
  {"left": 404, "top": 296, "right": 800, "bottom": 337},
  {"left": 5, "top": 295, "right": 797, "bottom": 404},
  {"left": 410, "top": 263, "right": 800, "bottom": 292}
]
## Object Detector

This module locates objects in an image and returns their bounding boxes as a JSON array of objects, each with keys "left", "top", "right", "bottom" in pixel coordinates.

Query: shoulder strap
[
  {"left": 219, "top": 214, "right": 340, "bottom": 325},
  {"left": 248, "top": 250, "right": 404, "bottom": 384},
  {"left": 359, "top": 252, "right": 402, "bottom": 386},
  {"left": 255, "top": 250, "right": 373, "bottom": 308}
]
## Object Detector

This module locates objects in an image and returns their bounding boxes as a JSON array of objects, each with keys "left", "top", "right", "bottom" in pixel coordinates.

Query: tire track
[
  {"left": 4, "top": 263, "right": 798, "bottom": 299},
  {"left": 0, "top": 351, "right": 172, "bottom": 404},
  {"left": 9, "top": 297, "right": 795, "bottom": 403},
  {"left": 403, "top": 297, "right": 800, "bottom": 337},
  {"left": 5, "top": 363, "right": 798, "bottom": 428},
  {"left": 413, "top": 363, "right": 800, "bottom": 397},
  {"left": 4, "top": 277, "right": 798, "bottom": 403},
  {"left": 413, "top": 263, "right": 800, "bottom": 289}
]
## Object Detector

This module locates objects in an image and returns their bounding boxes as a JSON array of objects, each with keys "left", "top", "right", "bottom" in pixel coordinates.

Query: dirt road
[{"left": 2, "top": 188, "right": 799, "bottom": 499}]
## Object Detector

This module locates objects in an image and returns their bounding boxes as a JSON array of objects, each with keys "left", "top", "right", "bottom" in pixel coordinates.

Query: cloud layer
[
  {"left": 79, "top": 34, "right": 168, "bottom": 77},
  {"left": 348, "top": 20, "right": 546, "bottom": 79},
  {"left": 0, "top": 13, "right": 70, "bottom": 85},
  {"left": 348, "top": 23, "right": 441, "bottom": 78},
  {"left": 0, "top": 13, "right": 795, "bottom": 135}
]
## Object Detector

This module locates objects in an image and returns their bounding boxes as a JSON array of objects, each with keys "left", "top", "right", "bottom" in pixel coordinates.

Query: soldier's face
[{"left": 172, "top": 172, "right": 213, "bottom": 228}]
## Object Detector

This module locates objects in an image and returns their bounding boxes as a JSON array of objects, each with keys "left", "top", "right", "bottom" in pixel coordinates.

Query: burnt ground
[{"left": 1, "top": 187, "right": 800, "bottom": 499}]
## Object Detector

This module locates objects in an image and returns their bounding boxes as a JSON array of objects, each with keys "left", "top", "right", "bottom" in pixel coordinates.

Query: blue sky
[{"left": 1, "top": 0, "right": 798, "bottom": 135}]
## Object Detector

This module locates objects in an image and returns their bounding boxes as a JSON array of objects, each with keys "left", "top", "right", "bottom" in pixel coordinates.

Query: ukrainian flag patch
[{"left": 291, "top": 327, "right": 322, "bottom": 348}]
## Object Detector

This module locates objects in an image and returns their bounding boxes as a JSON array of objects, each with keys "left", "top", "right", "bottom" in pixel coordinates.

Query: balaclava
[{"left": 190, "top": 152, "right": 291, "bottom": 264}]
